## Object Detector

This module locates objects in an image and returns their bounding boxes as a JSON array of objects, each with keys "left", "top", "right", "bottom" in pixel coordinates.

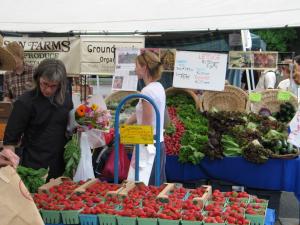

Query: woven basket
[
  {"left": 105, "top": 90, "right": 140, "bottom": 105},
  {"left": 251, "top": 89, "right": 299, "bottom": 114},
  {"left": 271, "top": 150, "right": 300, "bottom": 159},
  {"left": 165, "top": 87, "right": 200, "bottom": 110},
  {"left": 199, "top": 85, "right": 249, "bottom": 112}
]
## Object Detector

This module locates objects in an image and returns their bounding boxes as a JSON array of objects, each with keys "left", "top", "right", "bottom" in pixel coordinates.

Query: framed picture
[
  {"left": 228, "top": 51, "right": 252, "bottom": 69},
  {"left": 253, "top": 51, "right": 278, "bottom": 70}
]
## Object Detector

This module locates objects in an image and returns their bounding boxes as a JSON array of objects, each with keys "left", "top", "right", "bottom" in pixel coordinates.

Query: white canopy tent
[{"left": 1, "top": 0, "right": 300, "bottom": 33}]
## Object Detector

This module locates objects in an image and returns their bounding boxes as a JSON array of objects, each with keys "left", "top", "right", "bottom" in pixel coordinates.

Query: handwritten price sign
[
  {"left": 173, "top": 51, "right": 228, "bottom": 91},
  {"left": 120, "top": 125, "right": 154, "bottom": 144}
]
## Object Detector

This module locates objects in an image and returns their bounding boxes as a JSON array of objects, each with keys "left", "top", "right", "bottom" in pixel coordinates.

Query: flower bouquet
[
  {"left": 65, "top": 103, "right": 112, "bottom": 182},
  {"left": 75, "top": 104, "right": 111, "bottom": 132}
]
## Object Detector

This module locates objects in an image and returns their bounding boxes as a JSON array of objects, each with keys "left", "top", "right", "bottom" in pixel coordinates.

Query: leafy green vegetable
[
  {"left": 264, "top": 129, "right": 287, "bottom": 140},
  {"left": 64, "top": 134, "right": 81, "bottom": 178},
  {"left": 221, "top": 134, "right": 242, "bottom": 156},
  {"left": 17, "top": 166, "right": 48, "bottom": 193}
]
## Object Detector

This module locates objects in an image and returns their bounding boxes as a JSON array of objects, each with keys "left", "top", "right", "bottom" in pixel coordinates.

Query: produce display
[
  {"left": 34, "top": 179, "right": 268, "bottom": 225},
  {"left": 106, "top": 99, "right": 138, "bottom": 125},
  {"left": 164, "top": 93, "right": 298, "bottom": 164},
  {"left": 166, "top": 94, "right": 208, "bottom": 164}
]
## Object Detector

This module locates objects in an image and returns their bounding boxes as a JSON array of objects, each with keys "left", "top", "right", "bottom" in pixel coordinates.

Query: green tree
[{"left": 253, "top": 28, "right": 297, "bottom": 51}]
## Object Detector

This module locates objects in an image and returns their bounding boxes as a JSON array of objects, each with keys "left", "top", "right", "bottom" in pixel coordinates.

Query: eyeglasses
[{"left": 40, "top": 79, "right": 59, "bottom": 90}]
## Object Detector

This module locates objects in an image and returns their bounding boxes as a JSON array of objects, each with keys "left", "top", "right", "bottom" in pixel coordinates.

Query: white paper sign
[
  {"left": 173, "top": 51, "right": 228, "bottom": 91},
  {"left": 288, "top": 108, "right": 300, "bottom": 147},
  {"left": 111, "top": 48, "right": 140, "bottom": 91},
  {"left": 80, "top": 36, "right": 145, "bottom": 75}
]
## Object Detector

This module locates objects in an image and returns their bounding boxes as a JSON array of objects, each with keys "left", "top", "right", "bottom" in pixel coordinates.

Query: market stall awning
[{"left": 1, "top": 0, "right": 300, "bottom": 33}]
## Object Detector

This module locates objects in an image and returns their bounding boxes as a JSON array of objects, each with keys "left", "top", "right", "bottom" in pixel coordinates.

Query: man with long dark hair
[{"left": 1, "top": 59, "right": 73, "bottom": 179}]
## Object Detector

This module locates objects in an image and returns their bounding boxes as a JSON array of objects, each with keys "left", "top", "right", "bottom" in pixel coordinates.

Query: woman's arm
[
  {"left": 142, "top": 100, "right": 153, "bottom": 125},
  {"left": 126, "top": 113, "right": 137, "bottom": 125}
]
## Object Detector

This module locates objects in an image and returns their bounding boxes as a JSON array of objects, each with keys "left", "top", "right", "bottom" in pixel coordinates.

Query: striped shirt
[{"left": 3, "top": 63, "right": 34, "bottom": 100}]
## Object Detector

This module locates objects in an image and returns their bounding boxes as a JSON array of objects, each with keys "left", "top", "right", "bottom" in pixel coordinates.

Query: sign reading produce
[{"left": 3, "top": 36, "right": 81, "bottom": 75}]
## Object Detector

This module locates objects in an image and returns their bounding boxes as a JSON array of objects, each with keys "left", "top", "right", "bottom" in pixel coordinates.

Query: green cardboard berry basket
[
  {"left": 245, "top": 214, "right": 265, "bottom": 225},
  {"left": 40, "top": 209, "right": 62, "bottom": 224},
  {"left": 116, "top": 216, "right": 137, "bottom": 225},
  {"left": 61, "top": 210, "right": 81, "bottom": 224},
  {"left": 98, "top": 214, "right": 117, "bottom": 225},
  {"left": 245, "top": 202, "right": 267, "bottom": 225},
  {"left": 158, "top": 218, "right": 180, "bottom": 225},
  {"left": 137, "top": 217, "right": 158, "bottom": 225},
  {"left": 79, "top": 214, "right": 99, "bottom": 225},
  {"left": 180, "top": 219, "right": 202, "bottom": 225}
]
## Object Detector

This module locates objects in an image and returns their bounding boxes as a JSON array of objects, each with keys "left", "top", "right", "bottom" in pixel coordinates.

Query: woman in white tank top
[{"left": 126, "top": 50, "right": 166, "bottom": 185}]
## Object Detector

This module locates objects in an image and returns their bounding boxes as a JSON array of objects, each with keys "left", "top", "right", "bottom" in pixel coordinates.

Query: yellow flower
[{"left": 91, "top": 104, "right": 99, "bottom": 111}]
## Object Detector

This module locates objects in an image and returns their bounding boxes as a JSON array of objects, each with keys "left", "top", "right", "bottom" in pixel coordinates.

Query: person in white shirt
[
  {"left": 126, "top": 50, "right": 166, "bottom": 185},
  {"left": 277, "top": 60, "right": 292, "bottom": 90},
  {"left": 277, "top": 59, "right": 300, "bottom": 95},
  {"left": 255, "top": 69, "right": 276, "bottom": 91}
]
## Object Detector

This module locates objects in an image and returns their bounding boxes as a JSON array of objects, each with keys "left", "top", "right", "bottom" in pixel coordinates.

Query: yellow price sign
[
  {"left": 120, "top": 125, "right": 154, "bottom": 144},
  {"left": 277, "top": 91, "right": 291, "bottom": 101},
  {"left": 249, "top": 92, "right": 262, "bottom": 102}
]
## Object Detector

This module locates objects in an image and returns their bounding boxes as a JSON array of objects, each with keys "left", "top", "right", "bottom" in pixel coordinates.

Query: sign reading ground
[
  {"left": 173, "top": 51, "right": 228, "bottom": 91},
  {"left": 120, "top": 125, "right": 153, "bottom": 144},
  {"left": 80, "top": 36, "right": 145, "bottom": 75}
]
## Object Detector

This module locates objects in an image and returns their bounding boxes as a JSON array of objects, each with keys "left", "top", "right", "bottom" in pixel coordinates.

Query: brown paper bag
[{"left": 0, "top": 166, "right": 44, "bottom": 225}]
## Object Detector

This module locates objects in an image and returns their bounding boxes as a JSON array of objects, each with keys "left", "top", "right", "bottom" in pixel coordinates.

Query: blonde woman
[{"left": 126, "top": 50, "right": 166, "bottom": 185}]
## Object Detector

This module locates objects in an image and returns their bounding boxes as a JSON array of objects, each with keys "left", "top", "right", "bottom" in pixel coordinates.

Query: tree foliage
[{"left": 253, "top": 28, "right": 297, "bottom": 52}]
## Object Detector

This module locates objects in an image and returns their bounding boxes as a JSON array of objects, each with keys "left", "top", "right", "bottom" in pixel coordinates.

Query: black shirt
[{"left": 4, "top": 89, "right": 73, "bottom": 179}]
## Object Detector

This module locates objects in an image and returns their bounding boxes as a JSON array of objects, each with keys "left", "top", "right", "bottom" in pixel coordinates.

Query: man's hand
[
  {"left": 0, "top": 155, "right": 13, "bottom": 167},
  {"left": 0, "top": 148, "right": 19, "bottom": 169}
]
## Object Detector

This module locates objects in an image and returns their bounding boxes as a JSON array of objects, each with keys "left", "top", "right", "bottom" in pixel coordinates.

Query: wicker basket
[
  {"left": 105, "top": 90, "right": 140, "bottom": 105},
  {"left": 165, "top": 87, "right": 200, "bottom": 110},
  {"left": 199, "top": 85, "right": 249, "bottom": 112},
  {"left": 271, "top": 149, "right": 300, "bottom": 159},
  {"left": 251, "top": 89, "right": 299, "bottom": 114}
]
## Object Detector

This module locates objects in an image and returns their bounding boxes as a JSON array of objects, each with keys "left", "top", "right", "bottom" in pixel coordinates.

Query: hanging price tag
[
  {"left": 277, "top": 91, "right": 291, "bottom": 101},
  {"left": 249, "top": 92, "right": 262, "bottom": 102},
  {"left": 120, "top": 125, "right": 154, "bottom": 144}
]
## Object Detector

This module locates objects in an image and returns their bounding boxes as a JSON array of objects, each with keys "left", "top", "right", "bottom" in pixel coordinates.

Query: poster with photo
[
  {"left": 228, "top": 51, "right": 252, "bottom": 69},
  {"left": 112, "top": 48, "right": 140, "bottom": 91},
  {"left": 253, "top": 51, "right": 278, "bottom": 70},
  {"left": 229, "top": 51, "right": 278, "bottom": 70}
]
